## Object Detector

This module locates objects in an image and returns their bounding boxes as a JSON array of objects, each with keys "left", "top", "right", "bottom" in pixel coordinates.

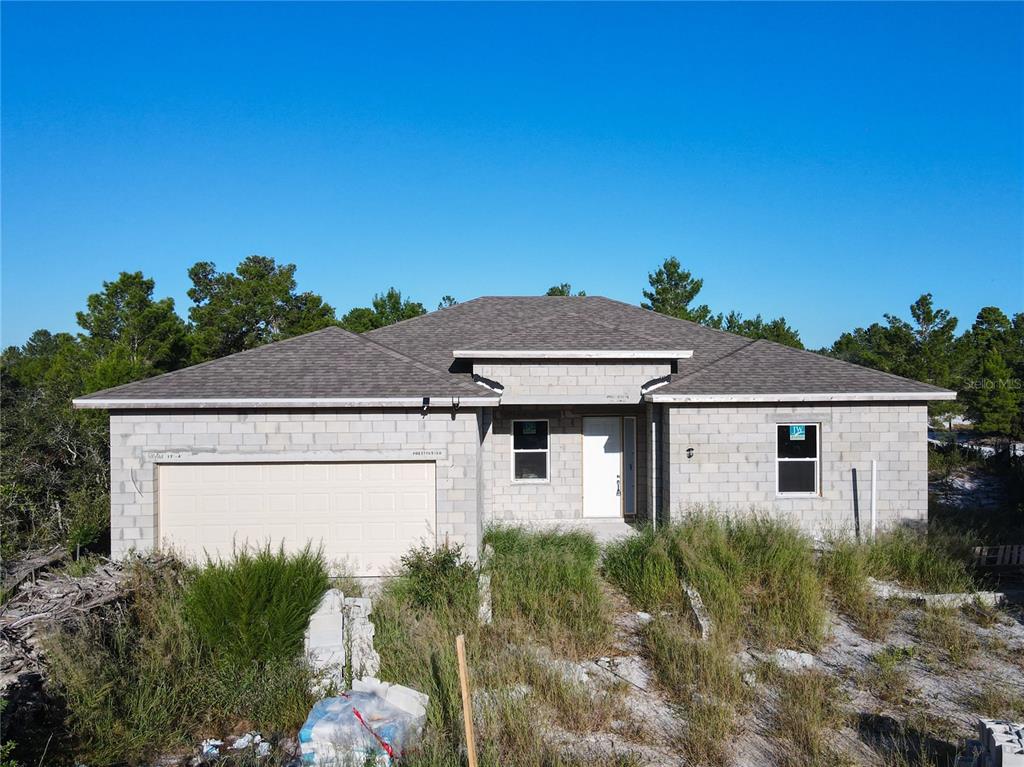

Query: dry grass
[
  {"left": 641, "top": 616, "right": 747, "bottom": 767},
  {"left": 966, "top": 679, "right": 1024, "bottom": 721},
  {"left": 861, "top": 646, "right": 919, "bottom": 707},
  {"left": 916, "top": 607, "right": 979, "bottom": 669},
  {"left": 767, "top": 668, "right": 851, "bottom": 767}
]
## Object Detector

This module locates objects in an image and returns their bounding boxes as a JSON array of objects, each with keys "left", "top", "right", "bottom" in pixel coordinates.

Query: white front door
[{"left": 583, "top": 416, "right": 623, "bottom": 518}]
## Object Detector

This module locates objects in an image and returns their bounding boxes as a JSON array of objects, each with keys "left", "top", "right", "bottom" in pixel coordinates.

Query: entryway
[{"left": 582, "top": 416, "right": 636, "bottom": 518}]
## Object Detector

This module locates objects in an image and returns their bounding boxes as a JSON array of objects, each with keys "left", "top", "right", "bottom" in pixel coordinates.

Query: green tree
[
  {"left": 187, "top": 256, "right": 337, "bottom": 362},
  {"left": 437, "top": 295, "right": 458, "bottom": 310},
  {"left": 340, "top": 288, "right": 425, "bottom": 333},
  {"left": 963, "top": 349, "right": 1021, "bottom": 436},
  {"left": 75, "top": 271, "right": 189, "bottom": 382},
  {"left": 1, "top": 331, "right": 109, "bottom": 556},
  {"left": 545, "top": 283, "right": 586, "bottom": 296},
  {"left": 641, "top": 257, "right": 716, "bottom": 325},
  {"left": 721, "top": 312, "right": 804, "bottom": 349}
]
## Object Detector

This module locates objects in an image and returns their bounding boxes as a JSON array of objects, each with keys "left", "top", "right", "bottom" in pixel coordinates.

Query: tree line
[{"left": 2, "top": 254, "right": 1020, "bottom": 556}]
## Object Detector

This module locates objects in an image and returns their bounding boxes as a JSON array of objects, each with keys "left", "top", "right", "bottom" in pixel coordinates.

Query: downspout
[{"left": 651, "top": 407, "right": 659, "bottom": 531}]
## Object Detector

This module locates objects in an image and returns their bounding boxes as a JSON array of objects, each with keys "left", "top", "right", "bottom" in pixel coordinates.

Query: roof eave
[
  {"left": 72, "top": 395, "right": 502, "bottom": 410},
  {"left": 644, "top": 391, "right": 957, "bottom": 404}
]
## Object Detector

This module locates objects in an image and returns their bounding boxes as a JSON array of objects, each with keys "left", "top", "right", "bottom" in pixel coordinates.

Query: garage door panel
[{"left": 158, "top": 461, "right": 436, "bottom": 576}]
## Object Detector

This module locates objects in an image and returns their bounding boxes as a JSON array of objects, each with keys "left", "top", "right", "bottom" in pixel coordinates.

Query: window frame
[
  {"left": 511, "top": 418, "right": 551, "bottom": 484},
  {"left": 775, "top": 422, "right": 821, "bottom": 497}
]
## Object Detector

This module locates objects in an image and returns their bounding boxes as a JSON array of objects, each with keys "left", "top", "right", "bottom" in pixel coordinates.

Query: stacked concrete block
[
  {"left": 968, "top": 719, "right": 1024, "bottom": 767},
  {"left": 305, "top": 589, "right": 347, "bottom": 693},
  {"left": 344, "top": 596, "right": 380, "bottom": 679}
]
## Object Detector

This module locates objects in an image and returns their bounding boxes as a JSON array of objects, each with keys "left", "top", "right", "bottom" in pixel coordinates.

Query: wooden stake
[{"left": 455, "top": 633, "right": 478, "bottom": 767}]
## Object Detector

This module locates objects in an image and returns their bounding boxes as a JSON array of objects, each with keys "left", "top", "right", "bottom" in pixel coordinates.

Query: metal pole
[{"left": 870, "top": 459, "right": 877, "bottom": 540}]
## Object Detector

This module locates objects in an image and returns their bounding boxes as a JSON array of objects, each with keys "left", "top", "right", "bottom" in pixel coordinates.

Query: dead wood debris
[{"left": 1, "top": 551, "right": 131, "bottom": 692}]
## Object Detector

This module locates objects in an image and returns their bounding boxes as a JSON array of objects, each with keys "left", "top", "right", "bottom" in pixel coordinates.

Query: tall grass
[
  {"left": 486, "top": 526, "right": 612, "bottom": 657},
  {"left": 819, "top": 527, "right": 977, "bottom": 638},
  {"left": 46, "top": 559, "right": 320, "bottom": 765},
  {"left": 642, "top": 616, "right": 747, "bottom": 766},
  {"left": 604, "top": 513, "right": 826, "bottom": 650},
  {"left": 184, "top": 544, "right": 329, "bottom": 665},
  {"left": 373, "top": 531, "right": 623, "bottom": 767},
  {"left": 767, "top": 668, "right": 850, "bottom": 767}
]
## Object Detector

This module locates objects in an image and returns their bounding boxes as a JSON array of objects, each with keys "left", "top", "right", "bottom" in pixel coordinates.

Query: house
[{"left": 74, "top": 296, "right": 955, "bottom": 575}]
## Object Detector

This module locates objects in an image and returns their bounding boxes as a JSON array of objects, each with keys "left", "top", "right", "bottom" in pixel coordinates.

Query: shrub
[
  {"left": 485, "top": 526, "right": 612, "bottom": 657},
  {"left": 392, "top": 542, "right": 478, "bottom": 617},
  {"left": 184, "top": 544, "right": 329, "bottom": 665}
]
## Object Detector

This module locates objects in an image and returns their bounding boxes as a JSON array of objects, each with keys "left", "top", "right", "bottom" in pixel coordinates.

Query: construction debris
[
  {"left": 962, "top": 719, "right": 1024, "bottom": 767},
  {"left": 345, "top": 596, "right": 380, "bottom": 679},
  {"left": 868, "top": 578, "right": 1005, "bottom": 609},
  {"left": 1, "top": 553, "right": 133, "bottom": 691},
  {"left": 298, "top": 679, "right": 428, "bottom": 765},
  {"left": 305, "top": 589, "right": 347, "bottom": 693},
  {"left": 683, "top": 583, "right": 713, "bottom": 640}
]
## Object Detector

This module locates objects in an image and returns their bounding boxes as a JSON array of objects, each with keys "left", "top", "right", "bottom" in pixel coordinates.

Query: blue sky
[{"left": 3, "top": 2, "right": 1022, "bottom": 349}]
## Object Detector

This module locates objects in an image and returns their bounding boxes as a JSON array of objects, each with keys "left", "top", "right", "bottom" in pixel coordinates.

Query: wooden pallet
[{"left": 973, "top": 544, "right": 1024, "bottom": 567}]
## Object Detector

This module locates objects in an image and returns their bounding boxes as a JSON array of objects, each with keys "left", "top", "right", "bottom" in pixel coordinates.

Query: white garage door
[{"left": 157, "top": 461, "right": 436, "bottom": 576}]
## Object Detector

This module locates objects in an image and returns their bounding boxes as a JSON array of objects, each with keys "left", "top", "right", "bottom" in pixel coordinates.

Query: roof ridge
[{"left": 589, "top": 296, "right": 768, "bottom": 344}]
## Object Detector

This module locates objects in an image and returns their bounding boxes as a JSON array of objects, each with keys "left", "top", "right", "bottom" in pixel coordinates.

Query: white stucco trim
[
  {"left": 73, "top": 395, "right": 501, "bottom": 410},
  {"left": 453, "top": 349, "right": 694, "bottom": 359},
  {"left": 645, "top": 391, "right": 956, "bottom": 403}
]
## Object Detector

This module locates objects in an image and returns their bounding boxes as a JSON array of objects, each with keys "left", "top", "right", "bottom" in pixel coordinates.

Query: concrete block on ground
[
  {"left": 304, "top": 589, "right": 346, "bottom": 692},
  {"left": 345, "top": 596, "right": 380, "bottom": 679},
  {"left": 683, "top": 583, "right": 713, "bottom": 640}
]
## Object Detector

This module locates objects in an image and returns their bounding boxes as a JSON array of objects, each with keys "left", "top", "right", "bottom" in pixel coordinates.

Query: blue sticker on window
[{"left": 789, "top": 425, "right": 806, "bottom": 441}]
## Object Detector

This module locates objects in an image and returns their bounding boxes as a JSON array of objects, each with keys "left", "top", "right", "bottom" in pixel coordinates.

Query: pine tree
[
  {"left": 964, "top": 349, "right": 1020, "bottom": 436},
  {"left": 641, "top": 257, "right": 716, "bottom": 325}
]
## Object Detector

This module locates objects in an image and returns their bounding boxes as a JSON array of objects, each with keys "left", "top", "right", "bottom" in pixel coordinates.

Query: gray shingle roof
[
  {"left": 657, "top": 338, "right": 952, "bottom": 398},
  {"left": 370, "top": 297, "right": 952, "bottom": 400},
  {"left": 76, "top": 296, "right": 954, "bottom": 407},
  {"left": 369, "top": 296, "right": 749, "bottom": 366},
  {"left": 75, "top": 326, "right": 497, "bottom": 406}
]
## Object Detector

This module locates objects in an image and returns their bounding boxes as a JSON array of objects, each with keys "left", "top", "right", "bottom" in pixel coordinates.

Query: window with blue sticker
[{"left": 777, "top": 424, "right": 819, "bottom": 494}]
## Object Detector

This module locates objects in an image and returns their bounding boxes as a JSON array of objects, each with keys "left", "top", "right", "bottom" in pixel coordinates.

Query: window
[
  {"left": 512, "top": 420, "right": 549, "bottom": 481},
  {"left": 777, "top": 424, "right": 819, "bottom": 495}
]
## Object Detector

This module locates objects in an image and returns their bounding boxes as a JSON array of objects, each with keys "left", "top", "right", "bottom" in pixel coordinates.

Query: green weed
[{"left": 184, "top": 543, "right": 329, "bottom": 665}]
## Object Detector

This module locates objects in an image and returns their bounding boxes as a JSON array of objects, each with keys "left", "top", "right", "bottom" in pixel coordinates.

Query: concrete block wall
[
  {"left": 663, "top": 402, "right": 929, "bottom": 534},
  {"left": 473, "top": 361, "right": 670, "bottom": 404},
  {"left": 108, "top": 408, "right": 483, "bottom": 559},
  {"left": 482, "top": 405, "right": 648, "bottom": 523}
]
